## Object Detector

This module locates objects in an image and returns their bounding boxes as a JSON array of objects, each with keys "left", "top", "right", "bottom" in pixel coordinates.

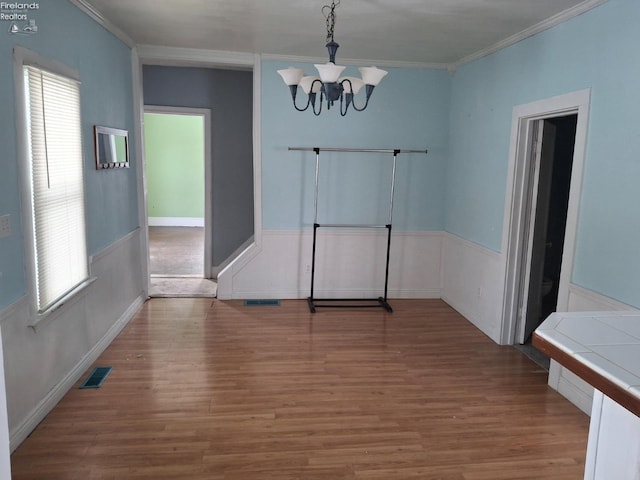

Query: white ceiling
[{"left": 80, "top": 0, "right": 602, "bottom": 66}]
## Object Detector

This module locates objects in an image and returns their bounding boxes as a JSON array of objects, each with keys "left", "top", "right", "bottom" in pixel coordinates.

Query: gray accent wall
[{"left": 142, "top": 65, "right": 254, "bottom": 267}]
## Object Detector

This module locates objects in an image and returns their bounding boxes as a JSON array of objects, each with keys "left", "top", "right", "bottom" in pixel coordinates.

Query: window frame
[{"left": 13, "top": 46, "right": 94, "bottom": 327}]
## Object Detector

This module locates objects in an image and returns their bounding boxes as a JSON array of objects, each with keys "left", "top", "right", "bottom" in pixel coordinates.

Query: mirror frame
[{"left": 94, "top": 125, "right": 129, "bottom": 169}]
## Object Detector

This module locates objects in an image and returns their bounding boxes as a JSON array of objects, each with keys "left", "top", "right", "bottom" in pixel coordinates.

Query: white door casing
[
  {"left": 143, "top": 106, "right": 213, "bottom": 278},
  {"left": 500, "top": 89, "right": 591, "bottom": 345}
]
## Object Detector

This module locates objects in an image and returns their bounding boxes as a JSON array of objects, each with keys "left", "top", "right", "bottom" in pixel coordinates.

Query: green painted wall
[
  {"left": 114, "top": 135, "right": 127, "bottom": 163},
  {"left": 144, "top": 113, "right": 204, "bottom": 218}
]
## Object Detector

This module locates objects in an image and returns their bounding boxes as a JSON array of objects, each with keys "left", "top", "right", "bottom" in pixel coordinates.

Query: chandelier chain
[{"left": 323, "top": 0, "right": 340, "bottom": 44}]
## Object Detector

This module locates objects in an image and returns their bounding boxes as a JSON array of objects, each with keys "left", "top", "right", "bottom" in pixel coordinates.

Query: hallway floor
[
  {"left": 149, "top": 226, "right": 204, "bottom": 276},
  {"left": 149, "top": 226, "right": 216, "bottom": 297}
]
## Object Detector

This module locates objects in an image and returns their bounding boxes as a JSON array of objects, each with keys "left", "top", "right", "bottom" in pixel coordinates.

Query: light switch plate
[{"left": 0, "top": 215, "right": 11, "bottom": 238}]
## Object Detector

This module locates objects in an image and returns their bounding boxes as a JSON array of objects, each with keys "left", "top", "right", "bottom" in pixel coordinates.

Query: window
[{"left": 22, "top": 63, "right": 88, "bottom": 314}]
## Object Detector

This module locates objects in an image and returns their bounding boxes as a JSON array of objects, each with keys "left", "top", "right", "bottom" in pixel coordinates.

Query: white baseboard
[
  {"left": 9, "top": 295, "right": 144, "bottom": 452},
  {"left": 148, "top": 217, "right": 204, "bottom": 227}
]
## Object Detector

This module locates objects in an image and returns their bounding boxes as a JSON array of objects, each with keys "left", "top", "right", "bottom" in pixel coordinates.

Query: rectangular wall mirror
[{"left": 94, "top": 126, "right": 129, "bottom": 169}]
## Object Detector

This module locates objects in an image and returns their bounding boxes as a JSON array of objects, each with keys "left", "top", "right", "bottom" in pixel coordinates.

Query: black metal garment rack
[{"left": 288, "top": 147, "right": 428, "bottom": 313}]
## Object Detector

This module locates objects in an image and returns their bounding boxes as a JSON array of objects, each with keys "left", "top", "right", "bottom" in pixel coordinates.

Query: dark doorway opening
[{"left": 516, "top": 114, "right": 578, "bottom": 369}]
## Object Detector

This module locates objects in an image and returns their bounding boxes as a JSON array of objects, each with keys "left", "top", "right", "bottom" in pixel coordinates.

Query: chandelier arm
[
  {"left": 293, "top": 95, "right": 312, "bottom": 112},
  {"left": 339, "top": 78, "right": 354, "bottom": 116},
  {"left": 350, "top": 84, "right": 375, "bottom": 112},
  {"left": 310, "top": 79, "right": 324, "bottom": 115},
  {"left": 340, "top": 93, "right": 349, "bottom": 116},
  {"left": 350, "top": 96, "right": 369, "bottom": 112},
  {"left": 288, "top": 85, "right": 313, "bottom": 112},
  {"left": 313, "top": 90, "right": 324, "bottom": 116}
]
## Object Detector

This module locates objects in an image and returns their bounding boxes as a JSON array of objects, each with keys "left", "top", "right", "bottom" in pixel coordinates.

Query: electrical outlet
[
  {"left": 305, "top": 264, "right": 311, "bottom": 273},
  {"left": 0, "top": 215, "right": 10, "bottom": 239}
]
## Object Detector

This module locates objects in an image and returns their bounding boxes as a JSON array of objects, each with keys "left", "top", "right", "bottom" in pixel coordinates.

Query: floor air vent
[
  {"left": 243, "top": 299, "right": 281, "bottom": 306},
  {"left": 79, "top": 366, "right": 112, "bottom": 389}
]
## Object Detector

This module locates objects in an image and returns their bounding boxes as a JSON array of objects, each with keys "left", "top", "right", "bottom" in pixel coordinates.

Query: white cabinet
[{"left": 585, "top": 391, "right": 640, "bottom": 480}]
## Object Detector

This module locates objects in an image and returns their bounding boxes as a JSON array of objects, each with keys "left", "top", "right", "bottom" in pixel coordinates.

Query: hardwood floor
[{"left": 10, "top": 299, "right": 589, "bottom": 479}]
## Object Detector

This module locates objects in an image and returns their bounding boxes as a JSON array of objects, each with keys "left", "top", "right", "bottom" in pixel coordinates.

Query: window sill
[{"left": 28, "top": 277, "right": 97, "bottom": 332}]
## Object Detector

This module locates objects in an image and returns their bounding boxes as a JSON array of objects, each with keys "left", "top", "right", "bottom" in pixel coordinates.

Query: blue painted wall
[
  {"left": 446, "top": 0, "right": 640, "bottom": 306},
  {"left": 261, "top": 60, "right": 450, "bottom": 231},
  {"left": 0, "top": 0, "right": 136, "bottom": 308}
]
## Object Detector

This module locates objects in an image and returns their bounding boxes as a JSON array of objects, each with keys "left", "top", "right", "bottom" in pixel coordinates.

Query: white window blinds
[{"left": 24, "top": 65, "right": 88, "bottom": 313}]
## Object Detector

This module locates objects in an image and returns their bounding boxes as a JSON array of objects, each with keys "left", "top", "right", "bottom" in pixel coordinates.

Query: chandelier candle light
[{"left": 277, "top": 0, "right": 388, "bottom": 116}]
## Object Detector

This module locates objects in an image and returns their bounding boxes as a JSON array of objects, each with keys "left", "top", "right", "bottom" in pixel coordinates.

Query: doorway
[
  {"left": 143, "top": 106, "right": 216, "bottom": 297},
  {"left": 501, "top": 89, "right": 591, "bottom": 348},
  {"left": 518, "top": 115, "right": 577, "bottom": 344}
]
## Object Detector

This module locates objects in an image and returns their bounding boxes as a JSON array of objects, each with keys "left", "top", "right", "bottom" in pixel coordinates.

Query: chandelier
[{"left": 277, "top": 0, "right": 388, "bottom": 116}]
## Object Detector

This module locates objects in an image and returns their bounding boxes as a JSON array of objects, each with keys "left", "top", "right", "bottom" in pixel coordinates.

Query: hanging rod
[{"left": 288, "top": 147, "right": 427, "bottom": 154}]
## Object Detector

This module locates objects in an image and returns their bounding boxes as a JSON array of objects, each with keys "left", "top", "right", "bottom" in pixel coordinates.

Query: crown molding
[
  {"left": 262, "top": 53, "right": 448, "bottom": 70},
  {"left": 450, "top": 0, "right": 609, "bottom": 71},
  {"left": 137, "top": 45, "right": 255, "bottom": 69},
  {"left": 69, "top": 0, "right": 135, "bottom": 48}
]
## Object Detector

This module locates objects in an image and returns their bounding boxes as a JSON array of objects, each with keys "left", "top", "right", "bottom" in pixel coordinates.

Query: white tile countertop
[{"left": 533, "top": 311, "right": 640, "bottom": 418}]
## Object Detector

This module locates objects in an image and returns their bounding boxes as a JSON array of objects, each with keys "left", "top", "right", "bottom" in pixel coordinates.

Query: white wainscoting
[
  {"left": 217, "top": 230, "right": 443, "bottom": 300},
  {"left": 548, "top": 283, "right": 638, "bottom": 416},
  {"left": 440, "top": 232, "right": 505, "bottom": 343},
  {"left": 211, "top": 235, "right": 255, "bottom": 279},
  {"left": 0, "top": 229, "right": 145, "bottom": 451}
]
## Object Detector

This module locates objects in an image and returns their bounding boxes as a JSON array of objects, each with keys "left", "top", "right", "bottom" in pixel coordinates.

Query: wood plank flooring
[{"left": 10, "top": 299, "right": 589, "bottom": 479}]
